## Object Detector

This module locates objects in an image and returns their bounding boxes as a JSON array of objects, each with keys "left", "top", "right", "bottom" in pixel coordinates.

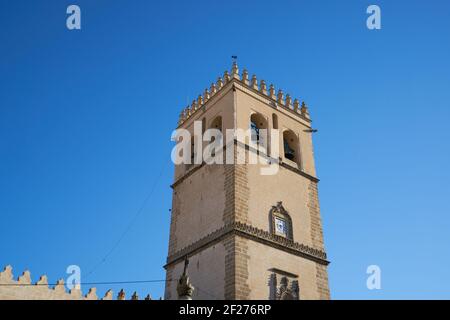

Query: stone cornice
[
  {"left": 171, "top": 162, "right": 205, "bottom": 189},
  {"left": 171, "top": 139, "right": 319, "bottom": 189},
  {"left": 164, "top": 222, "right": 329, "bottom": 269},
  {"left": 234, "top": 140, "right": 320, "bottom": 183}
]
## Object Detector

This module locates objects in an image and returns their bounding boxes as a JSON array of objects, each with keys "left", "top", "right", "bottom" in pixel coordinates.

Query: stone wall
[
  {"left": 223, "top": 145, "right": 251, "bottom": 299},
  {"left": 0, "top": 265, "right": 153, "bottom": 300}
]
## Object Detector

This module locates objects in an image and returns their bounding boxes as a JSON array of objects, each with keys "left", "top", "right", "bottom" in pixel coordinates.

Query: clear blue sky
[{"left": 1, "top": 0, "right": 449, "bottom": 299}]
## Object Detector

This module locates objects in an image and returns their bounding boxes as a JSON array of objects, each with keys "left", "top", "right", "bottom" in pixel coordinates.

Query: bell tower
[{"left": 164, "top": 62, "right": 330, "bottom": 300}]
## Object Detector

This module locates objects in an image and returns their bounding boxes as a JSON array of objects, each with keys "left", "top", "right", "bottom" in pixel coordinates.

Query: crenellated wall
[
  {"left": 177, "top": 62, "right": 311, "bottom": 127},
  {"left": 0, "top": 265, "right": 155, "bottom": 300}
]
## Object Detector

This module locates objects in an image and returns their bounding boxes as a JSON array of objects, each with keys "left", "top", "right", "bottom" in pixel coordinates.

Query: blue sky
[{"left": 1, "top": 0, "right": 449, "bottom": 299}]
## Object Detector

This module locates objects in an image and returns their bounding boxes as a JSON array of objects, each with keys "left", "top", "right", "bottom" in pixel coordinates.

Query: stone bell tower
[{"left": 164, "top": 62, "right": 330, "bottom": 300}]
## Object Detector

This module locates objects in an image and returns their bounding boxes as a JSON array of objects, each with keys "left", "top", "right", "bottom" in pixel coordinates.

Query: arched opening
[
  {"left": 283, "top": 129, "right": 300, "bottom": 166},
  {"left": 210, "top": 116, "right": 222, "bottom": 132},
  {"left": 250, "top": 113, "right": 268, "bottom": 145}
]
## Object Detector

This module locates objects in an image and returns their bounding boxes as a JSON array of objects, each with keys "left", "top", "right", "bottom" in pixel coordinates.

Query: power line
[{"left": 84, "top": 160, "right": 170, "bottom": 279}]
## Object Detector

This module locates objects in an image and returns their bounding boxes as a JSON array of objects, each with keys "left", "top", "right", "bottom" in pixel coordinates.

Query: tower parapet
[{"left": 177, "top": 62, "right": 311, "bottom": 126}]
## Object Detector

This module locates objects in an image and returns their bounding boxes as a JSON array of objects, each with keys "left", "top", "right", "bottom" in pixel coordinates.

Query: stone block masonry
[{"left": 0, "top": 265, "right": 154, "bottom": 300}]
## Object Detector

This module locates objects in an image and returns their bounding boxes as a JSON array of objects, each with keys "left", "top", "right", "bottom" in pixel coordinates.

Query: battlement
[
  {"left": 177, "top": 62, "right": 311, "bottom": 126},
  {"left": 0, "top": 265, "right": 156, "bottom": 300}
]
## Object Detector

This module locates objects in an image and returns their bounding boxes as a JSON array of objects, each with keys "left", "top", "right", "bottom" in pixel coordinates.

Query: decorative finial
[
  {"left": 53, "top": 279, "right": 65, "bottom": 293},
  {"left": 269, "top": 84, "right": 276, "bottom": 99},
  {"left": 250, "top": 75, "right": 258, "bottom": 90},
  {"left": 277, "top": 90, "right": 285, "bottom": 105},
  {"left": 145, "top": 294, "right": 152, "bottom": 300},
  {"left": 131, "top": 292, "right": 139, "bottom": 300},
  {"left": 0, "top": 265, "right": 13, "bottom": 280},
  {"left": 260, "top": 80, "right": 268, "bottom": 95},
  {"left": 223, "top": 71, "right": 231, "bottom": 83},
  {"left": 285, "top": 94, "right": 292, "bottom": 108},
  {"left": 231, "top": 61, "right": 240, "bottom": 79},
  {"left": 102, "top": 289, "right": 113, "bottom": 300},
  {"left": 217, "top": 77, "right": 224, "bottom": 89},
  {"left": 18, "top": 270, "right": 31, "bottom": 284},
  {"left": 117, "top": 289, "right": 126, "bottom": 300},
  {"left": 242, "top": 69, "right": 249, "bottom": 85},
  {"left": 85, "top": 287, "right": 98, "bottom": 300},
  {"left": 204, "top": 88, "right": 210, "bottom": 102},
  {"left": 301, "top": 101, "right": 309, "bottom": 117},
  {"left": 293, "top": 99, "right": 300, "bottom": 112},
  {"left": 36, "top": 275, "right": 48, "bottom": 285},
  {"left": 197, "top": 94, "right": 203, "bottom": 107},
  {"left": 210, "top": 83, "right": 217, "bottom": 95}
]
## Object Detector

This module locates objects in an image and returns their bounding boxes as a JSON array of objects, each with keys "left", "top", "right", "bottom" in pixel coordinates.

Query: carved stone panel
[{"left": 268, "top": 269, "right": 299, "bottom": 300}]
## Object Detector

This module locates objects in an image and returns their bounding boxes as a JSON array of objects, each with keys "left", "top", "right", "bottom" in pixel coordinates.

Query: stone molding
[
  {"left": 164, "top": 222, "right": 329, "bottom": 268},
  {"left": 171, "top": 140, "right": 319, "bottom": 189}
]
